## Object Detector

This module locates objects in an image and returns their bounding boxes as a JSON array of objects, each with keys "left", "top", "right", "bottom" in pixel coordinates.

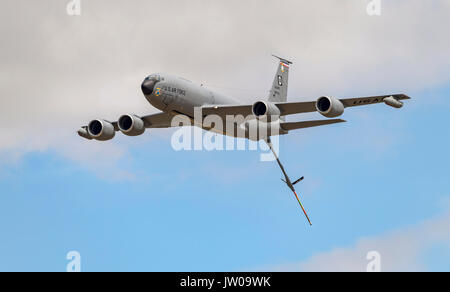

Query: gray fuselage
[
  {"left": 140, "top": 73, "right": 285, "bottom": 140},
  {"left": 142, "top": 73, "right": 238, "bottom": 118}
]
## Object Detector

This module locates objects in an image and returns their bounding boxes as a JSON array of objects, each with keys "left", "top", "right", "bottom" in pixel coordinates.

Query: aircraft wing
[
  {"left": 109, "top": 112, "right": 175, "bottom": 130},
  {"left": 201, "top": 94, "right": 411, "bottom": 117},
  {"left": 140, "top": 112, "right": 176, "bottom": 128},
  {"left": 276, "top": 94, "right": 411, "bottom": 116},
  {"left": 201, "top": 105, "right": 253, "bottom": 117}
]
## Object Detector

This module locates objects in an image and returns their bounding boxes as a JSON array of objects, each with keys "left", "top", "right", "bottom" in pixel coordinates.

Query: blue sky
[
  {"left": 1, "top": 0, "right": 449, "bottom": 271},
  {"left": 1, "top": 85, "right": 449, "bottom": 271}
]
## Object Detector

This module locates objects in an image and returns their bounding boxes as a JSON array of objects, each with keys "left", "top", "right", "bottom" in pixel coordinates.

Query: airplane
[{"left": 78, "top": 55, "right": 410, "bottom": 225}]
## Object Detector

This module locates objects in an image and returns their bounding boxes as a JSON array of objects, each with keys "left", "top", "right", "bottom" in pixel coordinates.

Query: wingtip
[{"left": 396, "top": 94, "right": 412, "bottom": 100}]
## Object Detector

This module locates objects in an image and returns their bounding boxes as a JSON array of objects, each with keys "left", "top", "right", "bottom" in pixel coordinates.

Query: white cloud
[
  {"left": 267, "top": 205, "right": 450, "bottom": 272},
  {"left": 1, "top": 0, "right": 449, "bottom": 174}
]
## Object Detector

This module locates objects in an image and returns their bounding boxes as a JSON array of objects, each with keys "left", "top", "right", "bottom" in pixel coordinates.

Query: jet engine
[
  {"left": 118, "top": 114, "right": 145, "bottom": 136},
  {"left": 252, "top": 101, "right": 281, "bottom": 120},
  {"left": 87, "top": 119, "right": 116, "bottom": 141},
  {"left": 315, "top": 96, "right": 345, "bottom": 118}
]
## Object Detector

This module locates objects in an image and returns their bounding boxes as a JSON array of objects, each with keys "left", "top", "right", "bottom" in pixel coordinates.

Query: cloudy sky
[{"left": 0, "top": 0, "right": 449, "bottom": 271}]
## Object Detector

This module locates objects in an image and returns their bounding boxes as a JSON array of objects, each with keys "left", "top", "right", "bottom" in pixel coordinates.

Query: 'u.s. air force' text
[{"left": 180, "top": 276, "right": 271, "bottom": 289}]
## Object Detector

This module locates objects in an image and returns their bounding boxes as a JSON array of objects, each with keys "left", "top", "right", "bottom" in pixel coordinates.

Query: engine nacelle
[
  {"left": 118, "top": 114, "right": 145, "bottom": 136},
  {"left": 316, "top": 96, "right": 345, "bottom": 118},
  {"left": 87, "top": 119, "right": 116, "bottom": 141},
  {"left": 252, "top": 101, "right": 281, "bottom": 121}
]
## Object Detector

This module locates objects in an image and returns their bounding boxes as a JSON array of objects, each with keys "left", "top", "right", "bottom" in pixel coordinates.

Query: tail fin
[{"left": 268, "top": 55, "right": 292, "bottom": 103}]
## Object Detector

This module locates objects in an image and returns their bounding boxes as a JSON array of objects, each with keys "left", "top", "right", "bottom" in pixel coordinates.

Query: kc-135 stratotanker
[{"left": 78, "top": 56, "right": 411, "bottom": 226}]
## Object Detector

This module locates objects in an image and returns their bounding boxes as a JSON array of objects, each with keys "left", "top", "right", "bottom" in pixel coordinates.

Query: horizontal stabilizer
[{"left": 281, "top": 119, "right": 346, "bottom": 131}]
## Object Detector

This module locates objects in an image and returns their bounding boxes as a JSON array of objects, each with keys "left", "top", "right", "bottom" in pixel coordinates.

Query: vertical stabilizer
[{"left": 268, "top": 55, "right": 292, "bottom": 103}]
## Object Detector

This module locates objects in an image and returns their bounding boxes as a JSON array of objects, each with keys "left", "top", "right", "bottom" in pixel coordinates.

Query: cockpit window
[
  {"left": 142, "top": 75, "right": 161, "bottom": 95},
  {"left": 145, "top": 74, "right": 161, "bottom": 82}
]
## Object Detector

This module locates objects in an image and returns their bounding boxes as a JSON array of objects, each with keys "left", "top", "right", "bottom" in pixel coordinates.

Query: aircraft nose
[{"left": 141, "top": 79, "right": 157, "bottom": 95}]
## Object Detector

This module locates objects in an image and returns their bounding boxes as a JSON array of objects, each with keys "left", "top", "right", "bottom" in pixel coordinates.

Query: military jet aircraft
[{"left": 78, "top": 56, "right": 410, "bottom": 225}]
